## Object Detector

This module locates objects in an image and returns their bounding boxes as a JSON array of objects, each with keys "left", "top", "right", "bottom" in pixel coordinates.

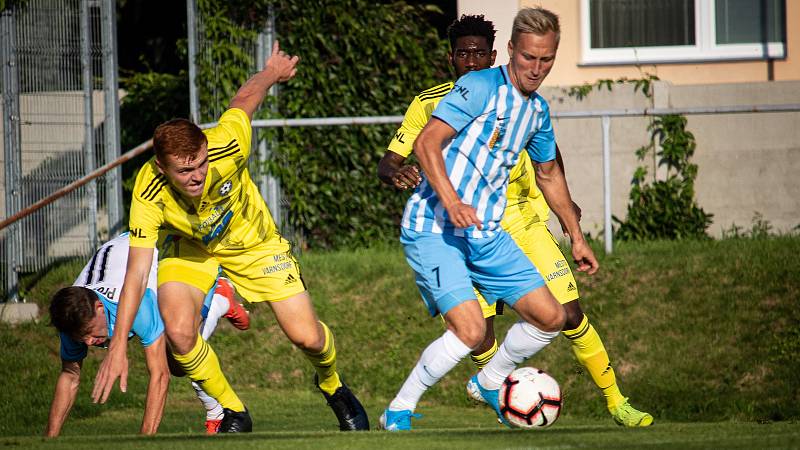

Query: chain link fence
[{"left": 0, "top": 0, "right": 121, "bottom": 301}]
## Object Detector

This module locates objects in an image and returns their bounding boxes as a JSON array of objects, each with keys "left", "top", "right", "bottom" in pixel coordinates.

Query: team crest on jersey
[
  {"left": 488, "top": 117, "right": 508, "bottom": 149},
  {"left": 218, "top": 180, "right": 233, "bottom": 196}
]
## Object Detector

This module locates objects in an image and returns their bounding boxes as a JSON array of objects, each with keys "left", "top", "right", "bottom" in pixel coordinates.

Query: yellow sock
[
  {"left": 172, "top": 335, "right": 245, "bottom": 412},
  {"left": 563, "top": 315, "right": 625, "bottom": 410},
  {"left": 470, "top": 339, "right": 498, "bottom": 370},
  {"left": 305, "top": 321, "right": 341, "bottom": 396}
]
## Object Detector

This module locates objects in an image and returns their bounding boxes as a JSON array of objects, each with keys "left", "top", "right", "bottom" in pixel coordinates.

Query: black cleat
[
  {"left": 315, "top": 375, "right": 370, "bottom": 431},
  {"left": 218, "top": 407, "right": 252, "bottom": 433}
]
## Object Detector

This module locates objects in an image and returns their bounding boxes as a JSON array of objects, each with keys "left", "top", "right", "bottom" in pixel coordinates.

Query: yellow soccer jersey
[
  {"left": 388, "top": 82, "right": 551, "bottom": 231},
  {"left": 388, "top": 82, "right": 454, "bottom": 158},
  {"left": 129, "top": 108, "right": 276, "bottom": 255}
]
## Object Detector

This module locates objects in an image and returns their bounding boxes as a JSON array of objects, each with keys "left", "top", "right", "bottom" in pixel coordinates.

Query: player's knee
[
  {"left": 166, "top": 328, "right": 198, "bottom": 355},
  {"left": 539, "top": 306, "right": 566, "bottom": 332},
  {"left": 451, "top": 320, "right": 486, "bottom": 349},
  {"left": 290, "top": 330, "right": 325, "bottom": 353}
]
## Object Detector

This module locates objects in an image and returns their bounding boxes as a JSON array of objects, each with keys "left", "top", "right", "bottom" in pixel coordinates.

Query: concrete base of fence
[{"left": 0, "top": 302, "right": 39, "bottom": 324}]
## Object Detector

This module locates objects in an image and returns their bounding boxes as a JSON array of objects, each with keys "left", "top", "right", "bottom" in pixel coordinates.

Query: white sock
[
  {"left": 478, "top": 321, "right": 559, "bottom": 390},
  {"left": 389, "top": 330, "right": 471, "bottom": 411},
  {"left": 199, "top": 294, "right": 229, "bottom": 340},
  {"left": 192, "top": 381, "right": 224, "bottom": 420}
]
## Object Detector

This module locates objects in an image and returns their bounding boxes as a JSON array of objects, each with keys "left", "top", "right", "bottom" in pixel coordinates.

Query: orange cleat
[
  {"left": 205, "top": 418, "right": 222, "bottom": 434},
  {"left": 216, "top": 277, "right": 249, "bottom": 330}
]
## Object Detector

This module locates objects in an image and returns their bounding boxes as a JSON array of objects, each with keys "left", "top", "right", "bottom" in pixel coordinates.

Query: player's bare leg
[
  {"left": 159, "top": 281, "right": 251, "bottom": 432},
  {"left": 269, "top": 291, "right": 368, "bottom": 430},
  {"left": 562, "top": 300, "right": 653, "bottom": 427}
]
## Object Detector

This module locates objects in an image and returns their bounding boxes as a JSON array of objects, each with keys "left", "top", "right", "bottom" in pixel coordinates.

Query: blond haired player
[
  {"left": 92, "top": 41, "right": 368, "bottom": 432},
  {"left": 378, "top": 13, "right": 652, "bottom": 428}
]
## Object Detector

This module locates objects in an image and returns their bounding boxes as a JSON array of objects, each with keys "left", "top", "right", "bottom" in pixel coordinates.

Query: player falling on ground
[
  {"left": 91, "top": 41, "right": 368, "bottom": 433},
  {"left": 378, "top": 14, "right": 652, "bottom": 428},
  {"left": 379, "top": 7, "right": 598, "bottom": 430},
  {"left": 45, "top": 233, "right": 249, "bottom": 437}
]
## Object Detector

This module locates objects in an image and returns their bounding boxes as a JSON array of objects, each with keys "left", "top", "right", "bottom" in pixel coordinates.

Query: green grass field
[{"left": 2, "top": 236, "right": 799, "bottom": 447}]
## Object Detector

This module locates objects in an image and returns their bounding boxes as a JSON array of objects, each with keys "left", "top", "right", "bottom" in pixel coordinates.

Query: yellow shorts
[
  {"left": 474, "top": 291, "right": 503, "bottom": 318},
  {"left": 512, "top": 223, "right": 580, "bottom": 305},
  {"left": 157, "top": 234, "right": 306, "bottom": 303}
]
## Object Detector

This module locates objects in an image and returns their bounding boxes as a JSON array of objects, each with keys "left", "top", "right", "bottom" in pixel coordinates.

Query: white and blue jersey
[
  {"left": 401, "top": 65, "right": 557, "bottom": 238},
  {"left": 59, "top": 289, "right": 163, "bottom": 361},
  {"left": 59, "top": 233, "right": 162, "bottom": 361},
  {"left": 59, "top": 233, "right": 220, "bottom": 361}
]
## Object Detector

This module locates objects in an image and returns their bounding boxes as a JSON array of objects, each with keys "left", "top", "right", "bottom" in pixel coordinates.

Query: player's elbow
[
  {"left": 412, "top": 132, "right": 435, "bottom": 160},
  {"left": 61, "top": 366, "right": 81, "bottom": 392}
]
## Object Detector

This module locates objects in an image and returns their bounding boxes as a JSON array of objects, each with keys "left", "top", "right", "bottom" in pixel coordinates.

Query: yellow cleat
[{"left": 610, "top": 399, "right": 654, "bottom": 427}]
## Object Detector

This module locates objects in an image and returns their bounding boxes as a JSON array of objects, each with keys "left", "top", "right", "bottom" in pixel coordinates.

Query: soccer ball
[{"left": 499, "top": 367, "right": 562, "bottom": 429}]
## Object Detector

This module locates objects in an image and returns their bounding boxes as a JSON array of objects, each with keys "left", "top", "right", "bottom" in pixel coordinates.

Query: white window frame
[{"left": 580, "top": 0, "right": 786, "bottom": 66}]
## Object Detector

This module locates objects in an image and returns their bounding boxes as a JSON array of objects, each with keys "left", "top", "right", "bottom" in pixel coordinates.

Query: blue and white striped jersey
[
  {"left": 60, "top": 233, "right": 163, "bottom": 361},
  {"left": 401, "top": 65, "right": 557, "bottom": 238}
]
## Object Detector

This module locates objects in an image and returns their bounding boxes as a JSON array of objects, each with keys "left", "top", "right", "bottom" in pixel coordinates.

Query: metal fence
[{"left": 0, "top": 0, "right": 121, "bottom": 301}]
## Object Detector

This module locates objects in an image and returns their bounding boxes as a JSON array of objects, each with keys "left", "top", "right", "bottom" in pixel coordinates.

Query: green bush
[
  {"left": 614, "top": 114, "right": 713, "bottom": 240},
  {"left": 194, "top": 0, "right": 450, "bottom": 249}
]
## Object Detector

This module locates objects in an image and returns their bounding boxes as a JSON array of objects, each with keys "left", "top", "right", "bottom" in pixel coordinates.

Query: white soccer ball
[{"left": 499, "top": 366, "right": 562, "bottom": 429}]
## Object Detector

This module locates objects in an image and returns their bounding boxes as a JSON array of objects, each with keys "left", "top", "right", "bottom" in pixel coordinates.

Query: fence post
[
  {"left": 256, "top": 5, "right": 282, "bottom": 230},
  {"left": 101, "top": 0, "right": 123, "bottom": 236},
  {"left": 1, "top": 9, "right": 22, "bottom": 301},
  {"left": 187, "top": 0, "right": 199, "bottom": 124},
  {"left": 602, "top": 115, "right": 613, "bottom": 254},
  {"left": 80, "top": 0, "right": 98, "bottom": 250}
]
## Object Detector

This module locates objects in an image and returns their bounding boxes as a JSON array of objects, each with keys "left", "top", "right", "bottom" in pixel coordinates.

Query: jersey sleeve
[
  {"left": 387, "top": 96, "right": 429, "bottom": 158},
  {"left": 431, "top": 71, "right": 491, "bottom": 134},
  {"left": 129, "top": 165, "right": 165, "bottom": 248},
  {"left": 205, "top": 108, "right": 253, "bottom": 163},
  {"left": 130, "top": 289, "right": 164, "bottom": 348},
  {"left": 59, "top": 332, "right": 88, "bottom": 362},
  {"left": 525, "top": 97, "right": 556, "bottom": 163}
]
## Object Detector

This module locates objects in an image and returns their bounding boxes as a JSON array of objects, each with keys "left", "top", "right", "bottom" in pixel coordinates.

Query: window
[{"left": 581, "top": 0, "right": 786, "bottom": 65}]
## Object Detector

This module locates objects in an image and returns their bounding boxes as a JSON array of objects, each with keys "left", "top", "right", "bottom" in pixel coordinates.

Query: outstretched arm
[
  {"left": 229, "top": 41, "right": 299, "bottom": 120},
  {"left": 140, "top": 335, "right": 170, "bottom": 435},
  {"left": 535, "top": 159, "right": 598, "bottom": 275},
  {"left": 92, "top": 246, "right": 154, "bottom": 403},
  {"left": 45, "top": 360, "right": 82, "bottom": 437}
]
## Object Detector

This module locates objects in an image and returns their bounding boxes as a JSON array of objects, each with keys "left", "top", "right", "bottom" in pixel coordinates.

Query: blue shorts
[{"left": 400, "top": 228, "right": 545, "bottom": 317}]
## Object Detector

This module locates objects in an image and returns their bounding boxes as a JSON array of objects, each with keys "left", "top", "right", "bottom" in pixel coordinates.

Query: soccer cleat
[
  {"left": 379, "top": 409, "right": 421, "bottom": 431},
  {"left": 218, "top": 407, "right": 252, "bottom": 433},
  {"left": 205, "top": 419, "right": 222, "bottom": 434},
  {"left": 315, "top": 375, "right": 369, "bottom": 431},
  {"left": 216, "top": 277, "right": 250, "bottom": 330},
  {"left": 610, "top": 399, "right": 654, "bottom": 427},
  {"left": 470, "top": 374, "right": 510, "bottom": 427},
  {"left": 466, "top": 376, "right": 487, "bottom": 404}
]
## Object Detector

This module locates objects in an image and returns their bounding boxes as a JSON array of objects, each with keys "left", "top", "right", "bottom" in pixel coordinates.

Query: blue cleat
[
  {"left": 470, "top": 374, "right": 510, "bottom": 427},
  {"left": 379, "top": 409, "right": 422, "bottom": 431}
]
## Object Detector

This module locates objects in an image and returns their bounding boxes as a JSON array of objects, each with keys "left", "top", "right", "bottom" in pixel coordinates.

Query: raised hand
[{"left": 266, "top": 40, "right": 299, "bottom": 83}]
